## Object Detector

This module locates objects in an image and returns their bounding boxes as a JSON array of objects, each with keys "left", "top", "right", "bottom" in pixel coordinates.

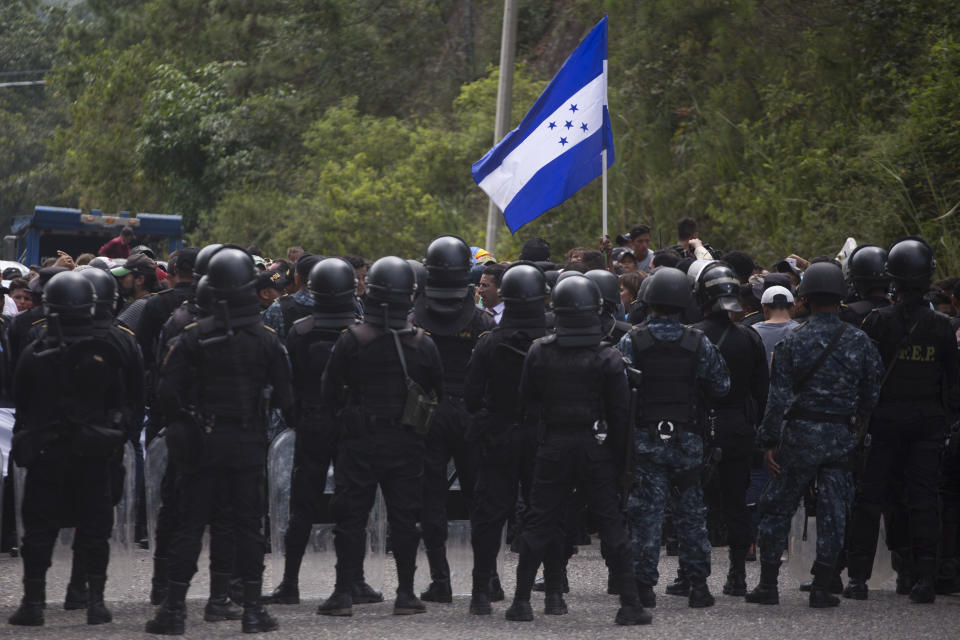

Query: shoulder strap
[
  {"left": 792, "top": 323, "right": 847, "bottom": 393},
  {"left": 714, "top": 324, "right": 734, "bottom": 350},
  {"left": 679, "top": 327, "right": 702, "bottom": 353},
  {"left": 878, "top": 311, "right": 921, "bottom": 391},
  {"left": 389, "top": 328, "right": 415, "bottom": 385},
  {"left": 629, "top": 326, "right": 655, "bottom": 355}
]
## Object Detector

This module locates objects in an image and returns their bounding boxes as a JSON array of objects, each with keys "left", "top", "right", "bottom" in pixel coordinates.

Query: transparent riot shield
[
  {"left": 144, "top": 435, "right": 168, "bottom": 549},
  {"left": 266, "top": 429, "right": 388, "bottom": 597},
  {"left": 13, "top": 442, "right": 139, "bottom": 601},
  {"left": 417, "top": 461, "right": 505, "bottom": 597},
  {"left": 0, "top": 450, "right": 5, "bottom": 548},
  {"left": 787, "top": 506, "right": 894, "bottom": 587}
]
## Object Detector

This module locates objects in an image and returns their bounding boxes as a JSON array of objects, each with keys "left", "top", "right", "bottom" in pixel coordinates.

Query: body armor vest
[
  {"left": 348, "top": 323, "right": 427, "bottom": 415},
  {"left": 484, "top": 328, "right": 535, "bottom": 420},
  {"left": 289, "top": 316, "right": 341, "bottom": 414},
  {"left": 630, "top": 325, "right": 701, "bottom": 428},
  {"left": 534, "top": 339, "right": 604, "bottom": 426},
  {"left": 193, "top": 322, "right": 273, "bottom": 420},
  {"left": 279, "top": 294, "right": 313, "bottom": 335},
  {"left": 874, "top": 305, "right": 945, "bottom": 406}
]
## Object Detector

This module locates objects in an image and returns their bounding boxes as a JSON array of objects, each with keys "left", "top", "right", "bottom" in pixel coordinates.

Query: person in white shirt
[
  {"left": 477, "top": 264, "right": 505, "bottom": 323},
  {"left": 751, "top": 286, "right": 799, "bottom": 370}
]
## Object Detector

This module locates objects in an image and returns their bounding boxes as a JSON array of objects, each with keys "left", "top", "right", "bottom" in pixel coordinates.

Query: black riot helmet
[
  {"left": 195, "top": 275, "right": 213, "bottom": 314},
  {"left": 77, "top": 266, "right": 118, "bottom": 319},
  {"left": 642, "top": 267, "right": 693, "bottom": 312},
  {"left": 206, "top": 247, "right": 258, "bottom": 311},
  {"left": 551, "top": 274, "right": 602, "bottom": 347},
  {"left": 423, "top": 235, "right": 473, "bottom": 299},
  {"left": 194, "top": 243, "right": 224, "bottom": 279},
  {"left": 884, "top": 236, "right": 935, "bottom": 291},
  {"left": 43, "top": 271, "right": 96, "bottom": 321},
  {"left": 696, "top": 261, "right": 742, "bottom": 313},
  {"left": 797, "top": 261, "right": 846, "bottom": 300},
  {"left": 364, "top": 256, "right": 416, "bottom": 329},
  {"left": 499, "top": 263, "right": 547, "bottom": 324},
  {"left": 309, "top": 258, "right": 358, "bottom": 328},
  {"left": 406, "top": 259, "right": 427, "bottom": 299},
  {"left": 846, "top": 244, "right": 889, "bottom": 296},
  {"left": 584, "top": 269, "right": 620, "bottom": 314}
]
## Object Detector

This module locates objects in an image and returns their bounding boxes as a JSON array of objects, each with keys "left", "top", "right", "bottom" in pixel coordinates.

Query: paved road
[{"left": 1, "top": 541, "right": 957, "bottom": 640}]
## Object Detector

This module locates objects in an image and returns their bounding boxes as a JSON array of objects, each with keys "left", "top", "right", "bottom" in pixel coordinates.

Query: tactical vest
[
  {"left": 279, "top": 294, "right": 313, "bottom": 335},
  {"left": 484, "top": 329, "right": 533, "bottom": 420},
  {"left": 193, "top": 320, "right": 273, "bottom": 422},
  {"left": 534, "top": 338, "right": 604, "bottom": 426},
  {"left": 630, "top": 325, "right": 701, "bottom": 429},
  {"left": 874, "top": 306, "right": 945, "bottom": 405},
  {"left": 348, "top": 323, "right": 427, "bottom": 416},
  {"left": 430, "top": 331, "right": 475, "bottom": 397},
  {"left": 290, "top": 316, "right": 341, "bottom": 412}
]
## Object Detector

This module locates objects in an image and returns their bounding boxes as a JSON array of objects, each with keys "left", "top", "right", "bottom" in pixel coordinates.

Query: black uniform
[
  {"left": 157, "top": 316, "right": 293, "bottom": 589},
  {"left": 412, "top": 299, "right": 494, "bottom": 555},
  {"left": 464, "top": 324, "right": 540, "bottom": 598},
  {"left": 12, "top": 321, "right": 142, "bottom": 613},
  {"left": 693, "top": 311, "right": 768, "bottom": 576},
  {"left": 322, "top": 322, "right": 443, "bottom": 597},
  {"left": 839, "top": 295, "right": 890, "bottom": 328},
  {"left": 138, "top": 283, "right": 194, "bottom": 376},
  {"left": 847, "top": 300, "right": 960, "bottom": 586}
]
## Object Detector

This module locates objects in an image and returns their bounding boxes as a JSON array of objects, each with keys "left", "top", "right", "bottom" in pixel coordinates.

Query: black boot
[
  {"left": 842, "top": 577, "right": 868, "bottom": 600},
  {"left": 615, "top": 576, "right": 652, "bottom": 625},
  {"left": 150, "top": 558, "right": 168, "bottom": 606},
  {"left": 65, "top": 580, "right": 88, "bottom": 610},
  {"left": 909, "top": 557, "right": 936, "bottom": 604},
  {"left": 469, "top": 570, "right": 492, "bottom": 615},
  {"left": 394, "top": 589, "right": 427, "bottom": 615},
  {"left": 145, "top": 580, "right": 188, "bottom": 635},
  {"left": 544, "top": 592, "right": 567, "bottom": 615},
  {"left": 488, "top": 572, "right": 505, "bottom": 602},
  {"left": 688, "top": 579, "right": 715, "bottom": 608},
  {"left": 262, "top": 581, "right": 299, "bottom": 605},
  {"left": 350, "top": 579, "right": 383, "bottom": 604},
  {"left": 809, "top": 561, "right": 840, "bottom": 608},
  {"left": 317, "top": 590, "right": 353, "bottom": 616},
  {"left": 745, "top": 561, "right": 780, "bottom": 605},
  {"left": 892, "top": 548, "right": 916, "bottom": 595},
  {"left": 636, "top": 582, "right": 656, "bottom": 609},
  {"left": 419, "top": 547, "right": 452, "bottom": 603},
  {"left": 205, "top": 571, "right": 243, "bottom": 622},
  {"left": 86, "top": 575, "right": 112, "bottom": 625},
  {"left": 505, "top": 564, "right": 536, "bottom": 621},
  {"left": 665, "top": 565, "right": 689, "bottom": 596},
  {"left": 9, "top": 579, "right": 45, "bottom": 626},
  {"left": 723, "top": 548, "right": 747, "bottom": 596},
  {"left": 504, "top": 598, "right": 533, "bottom": 621},
  {"left": 241, "top": 581, "right": 278, "bottom": 633}
]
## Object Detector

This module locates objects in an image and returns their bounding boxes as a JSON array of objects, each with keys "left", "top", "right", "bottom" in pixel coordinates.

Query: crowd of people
[{"left": 2, "top": 218, "right": 959, "bottom": 633}]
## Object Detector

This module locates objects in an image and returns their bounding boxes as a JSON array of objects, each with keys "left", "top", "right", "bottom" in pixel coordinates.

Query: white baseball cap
[{"left": 761, "top": 285, "right": 795, "bottom": 305}]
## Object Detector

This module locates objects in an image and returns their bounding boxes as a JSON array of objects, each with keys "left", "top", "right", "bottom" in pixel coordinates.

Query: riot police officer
[
  {"left": 9, "top": 271, "right": 143, "bottom": 626},
  {"left": 747, "top": 261, "right": 882, "bottom": 608},
  {"left": 318, "top": 256, "right": 443, "bottom": 617},
  {"left": 845, "top": 237, "right": 959, "bottom": 603},
  {"left": 687, "top": 262, "right": 769, "bottom": 597},
  {"left": 584, "top": 269, "right": 632, "bottom": 346},
  {"left": 616, "top": 267, "right": 730, "bottom": 609},
  {"left": 464, "top": 263, "right": 546, "bottom": 615},
  {"left": 840, "top": 244, "right": 891, "bottom": 327},
  {"left": 265, "top": 258, "right": 380, "bottom": 607},
  {"left": 412, "top": 235, "right": 495, "bottom": 603},
  {"left": 506, "top": 274, "right": 649, "bottom": 626},
  {"left": 146, "top": 248, "right": 293, "bottom": 635}
]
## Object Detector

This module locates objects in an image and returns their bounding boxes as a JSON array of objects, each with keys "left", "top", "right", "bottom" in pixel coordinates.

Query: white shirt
[
  {"left": 490, "top": 301, "right": 505, "bottom": 324},
  {"left": 3, "top": 295, "right": 17, "bottom": 317}
]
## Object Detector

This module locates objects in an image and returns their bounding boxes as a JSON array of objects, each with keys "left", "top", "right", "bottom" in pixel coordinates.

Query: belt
[{"left": 787, "top": 407, "right": 852, "bottom": 426}]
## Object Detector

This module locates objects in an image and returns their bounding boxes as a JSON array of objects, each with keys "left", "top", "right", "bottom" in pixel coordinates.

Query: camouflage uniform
[
  {"left": 755, "top": 313, "right": 882, "bottom": 568},
  {"left": 261, "top": 289, "right": 314, "bottom": 340},
  {"left": 616, "top": 317, "right": 730, "bottom": 586}
]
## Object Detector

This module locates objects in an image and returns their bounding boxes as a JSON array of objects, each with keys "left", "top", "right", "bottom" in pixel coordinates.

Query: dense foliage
[{"left": 2, "top": 0, "right": 958, "bottom": 268}]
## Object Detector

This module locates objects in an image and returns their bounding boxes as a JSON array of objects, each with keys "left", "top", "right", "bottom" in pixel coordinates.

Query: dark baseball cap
[
  {"left": 256, "top": 269, "right": 287, "bottom": 292},
  {"left": 111, "top": 252, "right": 157, "bottom": 278},
  {"left": 296, "top": 253, "right": 324, "bottom": 280}
]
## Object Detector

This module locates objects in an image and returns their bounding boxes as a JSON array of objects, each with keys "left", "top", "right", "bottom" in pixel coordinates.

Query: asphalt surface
[{"left": 1, "top": 540, "right": 957, "bottom": 640}]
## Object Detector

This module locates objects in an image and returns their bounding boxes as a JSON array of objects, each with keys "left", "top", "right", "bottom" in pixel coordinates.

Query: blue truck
[{"left": 4, "top": 206, "right": 184, "bottom": 266}]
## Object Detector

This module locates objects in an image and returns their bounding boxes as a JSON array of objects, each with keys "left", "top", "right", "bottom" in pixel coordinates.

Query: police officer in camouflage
[
  {"left": 412, "top": 235, "right": 495, "bottom": 603},
  {"left": 746, "top": 261, "right": 882, "bottom": 608},
  {"left": 265, "top": 258, "right": 381, "bottom": 607},
  {"left": 146, "top": 248, "right": 293, "bottom": 635},
  {"left": 845, "top": 237, "right": 959, "bottom": 603},
  {"left": 318, "top": 256, "right": 443, "bottom": 617},
  {"left": 505, "top": 274, "right": 650, "bottom": 626},
  {"left": 617, "top": 267, "right": 730, "bottom": 609},
  {"left": 464, "top": 263, "right": 547, "bottom": 615}
]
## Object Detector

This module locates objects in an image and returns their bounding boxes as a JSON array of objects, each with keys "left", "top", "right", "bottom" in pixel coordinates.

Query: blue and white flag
[{"left": 472, "top": 16, "right": 613, "bottom": 233}]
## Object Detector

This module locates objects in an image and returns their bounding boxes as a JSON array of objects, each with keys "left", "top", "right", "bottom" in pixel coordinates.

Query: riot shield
[
  {"left": 144, "top": 435, "right": 168, "bottom": 549},
  {"left": 786, "top": 507, "right": 894, "bottom": 587},
  {"left": 13, "top": 442, "right": 139, "bottom": 601},
  {"left": 266, "top": 429, "right": 388, "bottom": 597}
]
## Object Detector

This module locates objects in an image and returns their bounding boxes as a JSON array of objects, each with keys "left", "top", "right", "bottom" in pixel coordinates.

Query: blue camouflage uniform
[
  {"left": 755, "top": 313, "right": 882, "bottom": 568},
  {"left": 261, "top": 289, "right": 314, "bottom": 340},
  {"left": 616, "top": 317, "right": 730, "bottom": 587}
]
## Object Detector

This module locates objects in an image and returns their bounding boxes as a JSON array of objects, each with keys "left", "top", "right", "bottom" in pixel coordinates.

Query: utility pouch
[{"left": 391, "top": 329, "right": 438, "bottom": 435}]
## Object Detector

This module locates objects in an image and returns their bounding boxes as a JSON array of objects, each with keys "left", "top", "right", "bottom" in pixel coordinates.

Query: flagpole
[
  {"left": 602, "top": 148, "right": 608, "bottom": 240},
  {"left": 485, "top": 0, "right": 518, "bottom": 256}
]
